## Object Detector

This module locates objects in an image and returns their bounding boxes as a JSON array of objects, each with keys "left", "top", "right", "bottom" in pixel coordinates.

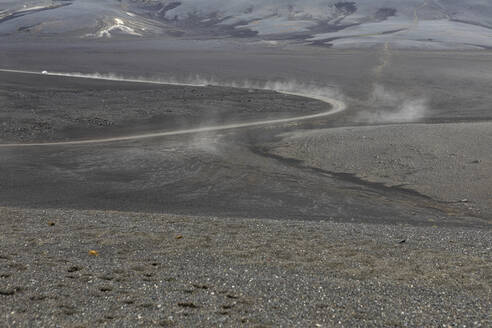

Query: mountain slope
[{"left": 1, "top": 0, "right": 492, "bottom": 49}]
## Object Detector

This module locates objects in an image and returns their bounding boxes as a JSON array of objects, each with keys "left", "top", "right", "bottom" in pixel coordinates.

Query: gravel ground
[
  {"left": 267, "top": 122, "right": 492, "bottom": 218},
  {"left": 1, "top": 45, "right": 492, "bottom": 327},
  {"left": 1, "top": 206, "right": 491, "bottom": 327}
]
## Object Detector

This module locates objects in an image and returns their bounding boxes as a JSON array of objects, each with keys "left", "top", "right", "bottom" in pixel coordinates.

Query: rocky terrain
[{"left": 1, "top": 207, "right": 491, "bottom": 327}]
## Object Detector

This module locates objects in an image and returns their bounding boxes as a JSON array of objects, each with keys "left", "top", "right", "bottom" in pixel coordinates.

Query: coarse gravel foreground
[{"left": 0, "top": 207, "right": 491, "bottom": 327}]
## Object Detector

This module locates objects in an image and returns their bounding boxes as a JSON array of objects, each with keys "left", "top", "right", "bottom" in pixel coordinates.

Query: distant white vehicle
[{"left": 41, "top": 70, "right": 48, "bottom": 74}]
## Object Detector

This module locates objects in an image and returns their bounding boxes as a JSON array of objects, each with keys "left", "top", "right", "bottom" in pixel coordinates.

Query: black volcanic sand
[
  {"left": 1, "top": 131, "right": 478, "bottom": 227},
  {"left": 0, "top": 207, "right": 491, "bottom": 327},
  {"left": 2, "top": 41, "right": 492, "bottom": 123},
  {"left": 0, "top": 71, "right": 327, "bottom": 143},
  {"left": 0, "top": 115, "right": 483, "bottom": 228},
  {"left": 0, "top": 71, "right": 487, "bottom": 227},
  {"left": 1, "top": 43, "right": 492, "bottom": 326}
]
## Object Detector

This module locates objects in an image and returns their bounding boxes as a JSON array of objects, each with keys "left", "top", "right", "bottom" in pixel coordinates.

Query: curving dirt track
[{"left": 0, "top": 69, "right": 345, "bottom": 147}]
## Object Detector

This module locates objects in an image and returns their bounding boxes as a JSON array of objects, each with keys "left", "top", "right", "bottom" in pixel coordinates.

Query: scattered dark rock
[
  {"left": 58, "top": 304, "right": 76, "bottom": 316},
  {"left": 192, "top": 283, "right": 209, "bottom": 290},
  {"left": 8, "top": 263, "right": 27, "bottom": 271},
  {"left": 0, "top": 288, "right": 16, "bottom": 296},
  {"left": 159, "top": 319, "right": 175, "bottom": 327},
  {"left": 30, "top": 294, "right": 48, "bottom": 301},
  {"left": 86, "top": 117, "right": 113, "bottom": 128},
  {"left": 67, "top": 265, "right": 82, "bottom": 273},
  {"left": 139, "top": 303, "right": 154, "bottom": 308},
  {"left": 177, "top": 302, "right": 199, "bottom": 309}
]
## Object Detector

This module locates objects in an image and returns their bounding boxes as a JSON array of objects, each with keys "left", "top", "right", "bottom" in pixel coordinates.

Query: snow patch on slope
[{"left": 86, "top": 17, "right": 142, "bottom": 38}]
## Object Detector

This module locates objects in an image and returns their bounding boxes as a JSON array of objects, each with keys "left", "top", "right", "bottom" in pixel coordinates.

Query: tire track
[{"left": 0, "top": 69, "right": 346, "bottom": 148}]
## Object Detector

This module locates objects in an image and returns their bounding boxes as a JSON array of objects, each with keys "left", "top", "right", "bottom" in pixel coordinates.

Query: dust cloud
[{"left": 356, "top": 83, "right": 428, "bottom": 123}]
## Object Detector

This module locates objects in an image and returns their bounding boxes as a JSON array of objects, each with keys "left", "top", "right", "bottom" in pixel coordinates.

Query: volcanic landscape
[{"left": 0, "top": 0, "right": 491, "bottom": 327}]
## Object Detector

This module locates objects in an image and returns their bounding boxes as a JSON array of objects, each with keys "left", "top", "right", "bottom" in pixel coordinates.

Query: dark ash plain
[{"left": 1, "top": 40, "right": 492, "bottom": 326}]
